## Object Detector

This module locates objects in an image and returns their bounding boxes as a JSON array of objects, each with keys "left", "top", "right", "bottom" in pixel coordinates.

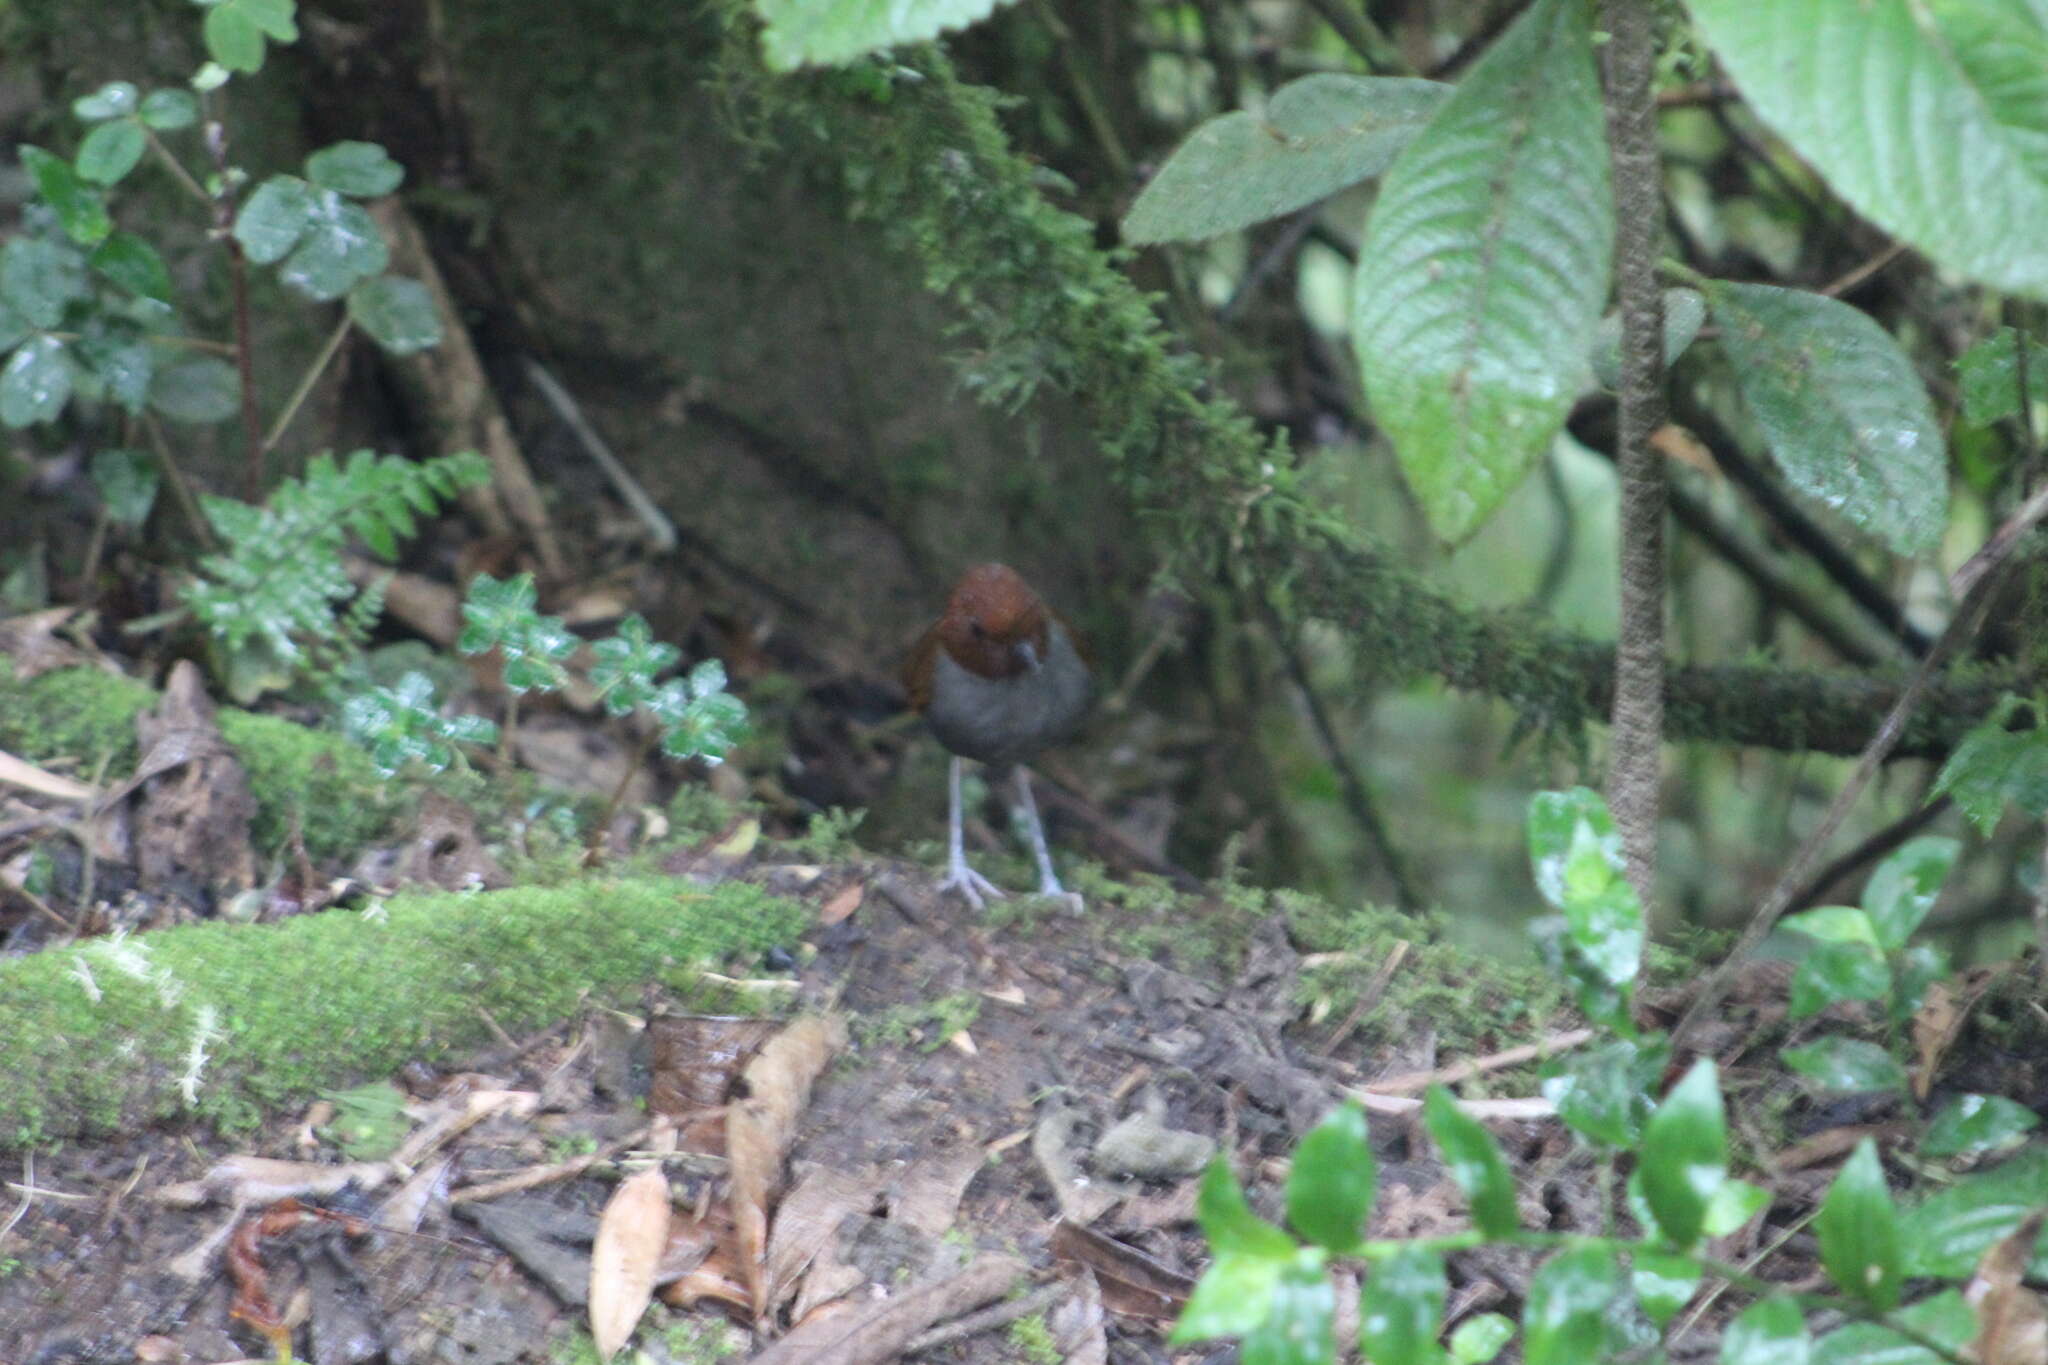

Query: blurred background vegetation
[{"left": 0, "top": 0, "right": 2029, "bottom": 960}]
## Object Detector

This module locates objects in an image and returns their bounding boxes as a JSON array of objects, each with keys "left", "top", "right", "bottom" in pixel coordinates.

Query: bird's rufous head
[{"left": 937, "top": 563, "right": 1052, "bottom": 681}]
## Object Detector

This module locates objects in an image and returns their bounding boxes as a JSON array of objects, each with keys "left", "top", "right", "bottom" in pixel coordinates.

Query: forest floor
[{"left": 0, "top": 635, "right": 2041, "bottom": 1365}]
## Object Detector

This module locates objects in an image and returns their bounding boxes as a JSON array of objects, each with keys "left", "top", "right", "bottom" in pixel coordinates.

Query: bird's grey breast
[{"left": 925, "top": 623, "right": 1092, "bottom": 765}]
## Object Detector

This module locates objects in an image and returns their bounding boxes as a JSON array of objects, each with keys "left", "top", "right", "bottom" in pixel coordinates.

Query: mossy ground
[
  {"left": 0, "top": 876, "right": 806, "bottom": 1149},
  {"left": 0, "top": 662, "right": 401, "bottom": 861}
]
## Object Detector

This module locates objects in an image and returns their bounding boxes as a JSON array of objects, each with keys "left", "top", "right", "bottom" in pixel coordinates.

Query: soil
[{"left": 0, "top": 845, "right": 1569, "bottom": 1365}]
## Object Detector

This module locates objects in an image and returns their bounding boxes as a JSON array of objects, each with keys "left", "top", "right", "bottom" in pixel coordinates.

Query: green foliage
[
  {"left": 1688, "top": 0, "right": 2048, "bottom": 299},
  {"left": 1122, "top": 75, "right": 1449, "bottom": 245},
  {"left": 459, "top": 572, "right": 577, "bottom": 693},
  {"left": 1588, "top": 289, "right": 1706, "bottom": 392},
  {"left": 1527, "top": 788, "right": 1643, "bottom": 1037},
  {"left": 592, "top": 616, "right": 749, "bottom": 764},
  {"left": 90, "top": 447, "right": 159, "bottom": 527},
  {"left": 1703, "top": 281, "right": 1947, "bottom": 556},
  {"left": 183, "top": 449, "right": 489, "bottom": 693},
  {"left": 1780, "top": 1036, "right": 1908, "bottom": 1096},
  {"left": 341, "top": 671, "right": 499, "bottom": 778},
  {"left": 198, "top": 0, "right": 299, "bottom": 74},
  {"left": 1957, "top": 328, "right": 2048, "bottom": 427},
  {"left": 1164, "top": 789, "right": 2016, "bottom": 1362},
  {"left": 752, "top": 0, "right": 1019, "bottom": 70},
  {"left": 1920, "top": 1094, "right": 2041, "bottom": 1160},
  {"left": 1933, "top": 697, "right": 2048, "bottom": 833},
  {"left": 1350, "top": 0, "right": 1611, "bottom": 543}
]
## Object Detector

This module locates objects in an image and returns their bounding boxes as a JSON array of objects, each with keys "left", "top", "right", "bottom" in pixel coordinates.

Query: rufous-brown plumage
[{"left": 906, "top": 564, "right": 1093, "bottom": 908}]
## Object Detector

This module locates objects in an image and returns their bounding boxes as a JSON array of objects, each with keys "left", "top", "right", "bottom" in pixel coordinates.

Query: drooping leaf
[
  {"left": 1171, "top": 1159, "right": 1299, "bottom": 1342},
  {"left": 1816, "top": 1138, "right": 1902, "bottom": 1310},
  {"left": 1, "top": 236, "right": 89, "bottom": 328},
  {"left": 1934, "top": 703, "right": 2048, "bottom": 833},
  {"left": 148, "top": 355, "right": 242, "bottom": 424},
  {"left": 347, "top": 276, "right": 441, "bottom": 355},
  {"left": 21, "top": 145, "right": 110, "bottom": 246},
  {"left": 1638, "top": 1059, "right": 1727, "bottom": 1249},
  {"left": 1448, "top": 1314, "right": 1513, "bottom": 1365},
  {"left": 0, "top": 335, "right": 75, "bottom": 428},
  {"left": 1688, "top": 0, "right": 2048, "bottom": 299},
  {"left": 1521, "top": 1244, "right": 1622, "bottom": 1365},
  {"left": 306, "top": 140, "right": 404, "bottom": 197},
  {"left": 1423, "top": 1085, "right": 1517, "bottom": 1237},
  {"left": 1350, "top": 0, "right": 1611, "bottom": 542},
  {"left": 72, "top": 81, "right": 140, "bottom": 121},
  {"left": 234, "top": 175, "right": 318, "bottom": 265},
  {"left": 1811, "top": 1289, "right": 1976, "bottom": 1365},
  {"left": 91, "top": 448, "right": 160, "bottom": 527},
  {"left": 1123, "top": 75, "right": 1451, "bottom": 244},
  {"left": 1285, "top": 1102, "right": 1375, "bottom": 1253},
  {"left": 1589, "top": 288, "right": 1708, "bottom": 391},
  {"left": 139, "top": 89, "right": 199, "bottom": 131},
  {"left": 90, "top": 233, "right": 173, "bottom": 302},
  {"left": 1705, "top": 281, "right": 1947, "bottom": 556},
  {"left": 278, "top": 189, "right": 389, "bottom": 300},
  {"left": 1780, "top": 1037, "right": 1908, "bottom": 1095},
  {"left": 1921, "top": 1094, "right": 2042, "bottom": 1160},
  {"left": 1242, "top": 1253, "right": 1336, "bottom": 1365},
  {"left": 1860, "top": 836, "right": 1958, "bottom": 951},
  {"left": 1787, "top": 939, "right": 1891, "bottom": 1021},
  {"left": 76, "top": 120, "right": 147, "bottom": 186},
  {"left": 755, "top": 0, "right": 1019, "bottom": 70},
  {"left": 1721, "top": 1298, "right": 1810, "bottom": 1365},
  {"left": 1359, "top": 1246, "right": 1447, "bottom": 1365},
  {"left": 1900, "top": 1147, "right": 2048, "bottom": 1278},
  {"left": 1957, "top": 328, "right": 2048, "bottom": 427},
  {"left": 1632, "top": 1252, "right": 1700, "bottom": 1328}
]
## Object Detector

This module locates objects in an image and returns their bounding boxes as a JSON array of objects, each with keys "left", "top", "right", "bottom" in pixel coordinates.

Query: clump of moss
[
  {"left": 0, "top": 663, "right": 400, "bottom": 862},
  {"left": 0, "top": 875, "right": 807, "bottom": 1149}
]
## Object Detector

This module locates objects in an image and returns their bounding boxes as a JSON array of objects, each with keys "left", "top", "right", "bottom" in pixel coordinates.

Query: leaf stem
[{"left": 259, "top": 312, "right": 353, "bottom": 459}]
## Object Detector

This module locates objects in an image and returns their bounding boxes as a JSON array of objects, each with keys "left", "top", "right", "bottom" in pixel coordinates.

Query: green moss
[
  {"left": 1006, "top": 1313, "right": 1062, "bottom": 1365},
  {"left": 0, "top": 663, "right": 401, "bottom": 862},
  {"left": 857, "top": 990, "right": 984, "bottom": 1052},
  {"left": 0, "top": 875, "right": 806, "bottom": 1150}
]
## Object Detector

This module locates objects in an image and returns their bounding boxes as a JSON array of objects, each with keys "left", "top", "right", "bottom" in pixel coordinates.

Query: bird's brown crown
[{"left": 905, "top": 563, "right": 1057, "bottom": 709}]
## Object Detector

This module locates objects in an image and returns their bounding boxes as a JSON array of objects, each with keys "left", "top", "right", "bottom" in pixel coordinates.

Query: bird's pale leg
[
  {"left": 940, "top": 755, "right": 1006, "bottom": 910},
  {"left": 1014, "top": 767, "right": 1083, "bottom": 912}
]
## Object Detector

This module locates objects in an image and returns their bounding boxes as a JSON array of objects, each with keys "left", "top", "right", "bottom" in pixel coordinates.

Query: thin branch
[
  {"left": 1602, "top": 0, "right": 1670, "bottom": 905},
  {"left": 200, "top": 116, "right": 263, "bottom": 499},
  {"left": 1263, "top": 601, "right": 1422, "bottom": 910},
  {"left": 1674, "top": 478, "right": 2048, "bottom": 1052},
  {"left": 258, "top": 313, "right": 352, "bottom": 458},
  {"left": 1788, "top": 796, "right": 1950, "bottom": 912},
  {"left": 1297, "top": 0, "right": 1404, "bottom": 72},
  {"left": 1668, "top": 388, "right": 1934, "bottom": 656}
]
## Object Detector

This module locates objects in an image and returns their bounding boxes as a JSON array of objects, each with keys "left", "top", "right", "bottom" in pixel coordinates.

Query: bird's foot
[
  {"left": 1042, "top": 889, "right": 1085, "bottom": 916},
  {"left": 939, "top": 858, "right": 1007, "bottom": 911}
]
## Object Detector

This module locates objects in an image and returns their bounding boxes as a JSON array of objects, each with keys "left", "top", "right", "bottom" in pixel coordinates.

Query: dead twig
[
  {"left": 903, "top": 1279, "right": 1067, "bottom": 1356},
  {"left": 1362, "top": 1027, "right": 1595, "bottom": 1096}
]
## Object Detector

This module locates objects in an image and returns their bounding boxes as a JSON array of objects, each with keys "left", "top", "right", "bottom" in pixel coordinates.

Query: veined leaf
[
  {"left": 1705, "top": 281, "right": 1946, "bottom": 556},
  {"left": 1689, "top": 0, "right": 2048, "bottom": 299},
  {"left": 1123, "top": 75, "right": 1450, "bottom": 244},
  {"left": 1351, "top": 0, "right": 1612, "bottom": 542}
]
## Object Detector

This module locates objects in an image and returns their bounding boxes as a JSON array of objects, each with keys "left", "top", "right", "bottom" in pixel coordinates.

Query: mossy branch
[{"left": 715, "top": 26, "right": 2023, "bottom": 760}]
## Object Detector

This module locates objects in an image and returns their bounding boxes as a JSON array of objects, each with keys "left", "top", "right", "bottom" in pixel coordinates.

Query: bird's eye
[{"left": 969, "top": 620, "right": 986, "bottom": 639}]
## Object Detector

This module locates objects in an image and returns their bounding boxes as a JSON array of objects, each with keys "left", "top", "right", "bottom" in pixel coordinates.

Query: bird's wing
[{"left": 903, "top": 623, "right": 942, "bottom": 712}]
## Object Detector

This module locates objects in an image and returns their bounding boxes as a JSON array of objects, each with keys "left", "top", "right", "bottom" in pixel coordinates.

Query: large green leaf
[
  {"left": 1900, "top": 1147, "right": 2048, "bottom": 1277},
  {"left": 1816, "top": 1138, "right": 1902, "bottom": 1311},
  {"left": 755, "top": 0, "right": 1018, "bottom": 70},
  {"left": 0, "top": 335, "right": 75, "bottom": 428},
  {"left": 1350, "top": 0, "right": 1611, "bottom": 543},
  {"left": 1638, "top": 1059, "right": 1727, "bottom": 1249},
  {"left": 1705, "top": 281, "right": 1947, "bottom": 556},
  {"left": 1123, "top": 75, "right": 1450, "bottom": 244},
  {"left": 348, "top": 276, "right": 442, "bottom": 356},
  {"left": 1688, "top": 0, "right": 2048, "bottom": 299}
]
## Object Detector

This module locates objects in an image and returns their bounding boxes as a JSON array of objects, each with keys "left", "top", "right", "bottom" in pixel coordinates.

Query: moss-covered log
[{"left": 0, "top": 877, "right": 805, "bottom": 1149}]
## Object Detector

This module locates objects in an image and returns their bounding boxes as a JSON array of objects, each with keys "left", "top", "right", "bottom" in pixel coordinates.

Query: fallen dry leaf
[
  {"left": 129, "top": 660, "right": 258, "bottom": 895},
  {"left": 729, "top": 1014, "right": 848, "bottom": 1318},
  {"left": 1968, "top": 1210, "right": 2048, "bottom": 1365},
  {"left": 1049, "top": 1221, "right": 1194, "bottom": 1321},
  {"left": 818, "top": 879, "right": 864, "bottom": 926},
  {"left": 764, "top": 1164, "right": 886, "bottom": 1313},
  {"left": 589, "top": 1166, "right": 673, "bottom": 1359}
]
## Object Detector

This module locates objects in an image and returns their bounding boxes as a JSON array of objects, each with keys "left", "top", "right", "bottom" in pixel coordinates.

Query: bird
[{"left": 904, "top": 563, "right": 1094, "bottom": 910}]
